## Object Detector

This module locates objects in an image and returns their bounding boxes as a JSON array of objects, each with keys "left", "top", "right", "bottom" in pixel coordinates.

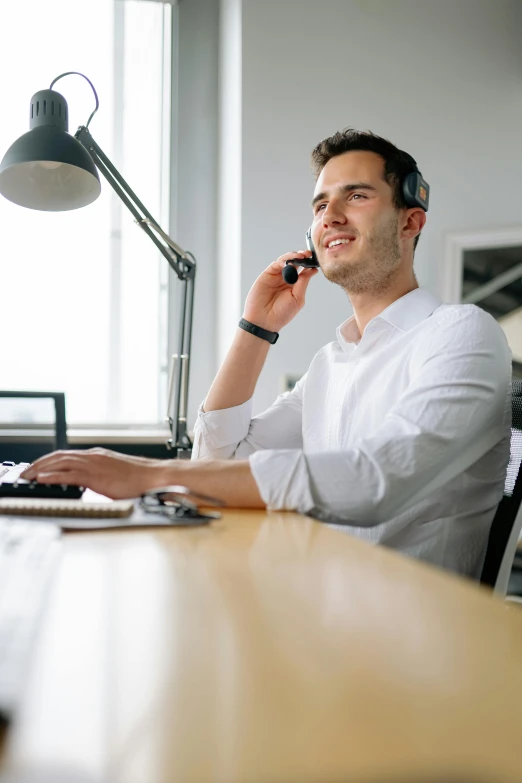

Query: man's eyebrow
[{"left": 311, "top": 182, "right": 378, "bottom": 209}]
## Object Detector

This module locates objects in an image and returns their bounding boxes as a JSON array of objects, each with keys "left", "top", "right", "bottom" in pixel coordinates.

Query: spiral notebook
[{"left": 0, "top": 497, "right": 134, "bottom": 518}]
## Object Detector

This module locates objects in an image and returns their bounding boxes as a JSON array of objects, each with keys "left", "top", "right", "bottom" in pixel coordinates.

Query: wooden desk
[{"left": 2, "top": 510, "right": 522, "bottom": 783}]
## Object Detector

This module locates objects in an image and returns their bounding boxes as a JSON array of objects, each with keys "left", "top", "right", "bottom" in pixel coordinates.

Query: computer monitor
[{"left": 0, "top": 391, "right": 67, "bottom": 462}]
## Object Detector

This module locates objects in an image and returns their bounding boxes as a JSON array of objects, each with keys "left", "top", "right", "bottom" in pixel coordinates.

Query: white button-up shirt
[{"left": 193, "top": 289, "right": 512, "bottom": 578}]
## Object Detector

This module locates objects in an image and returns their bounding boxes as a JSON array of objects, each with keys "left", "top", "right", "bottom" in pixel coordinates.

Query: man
[{"left": 23, "top": 129, "right": 511, "bottom": 577}]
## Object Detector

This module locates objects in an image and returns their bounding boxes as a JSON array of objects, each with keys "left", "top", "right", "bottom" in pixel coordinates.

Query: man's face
[{"left": 311, "top": 150, "right": 405, "bottom": 295}]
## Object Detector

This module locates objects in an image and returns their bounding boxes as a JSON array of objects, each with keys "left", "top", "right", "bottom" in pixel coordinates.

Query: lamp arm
[
  {"left": 167, "top": 270, "right": 196, "bottom": 454},
  {"left": 75, "top": 124, "right": 195, "bottom": 456},
  {"left": 75, "top": 125, "right": 194, "bottom": 281}
]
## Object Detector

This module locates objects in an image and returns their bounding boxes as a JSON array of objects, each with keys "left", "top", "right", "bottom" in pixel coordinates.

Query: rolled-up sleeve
[
  {"left": 192, "top": 375, "right": 306, "bottom": 460},
  {"left": 192, "top": 399, "right": 255, "bottom": 459}
]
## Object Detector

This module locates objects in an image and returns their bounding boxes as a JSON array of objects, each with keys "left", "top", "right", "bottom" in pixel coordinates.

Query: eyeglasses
[{"left": 138, "top": 485, "right": 224, "bottom": 526}]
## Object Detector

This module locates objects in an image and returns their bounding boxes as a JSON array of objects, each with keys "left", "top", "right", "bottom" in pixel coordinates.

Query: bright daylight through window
[{"left": 0, "top": 0, "right": 172, "bottom": 425}]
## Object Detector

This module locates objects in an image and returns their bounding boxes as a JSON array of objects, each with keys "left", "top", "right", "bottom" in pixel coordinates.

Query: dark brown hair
[{"left": 311, "top": 129, "right": 423, "bottom": 251}]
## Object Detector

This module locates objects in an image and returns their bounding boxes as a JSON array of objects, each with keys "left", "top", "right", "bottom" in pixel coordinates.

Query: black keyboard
[
  {"left": 0, "top": 517, "right": 61, "bottom": 725},
  {"left": 0, "top": 462, "right": 83, "bottom": 500}
]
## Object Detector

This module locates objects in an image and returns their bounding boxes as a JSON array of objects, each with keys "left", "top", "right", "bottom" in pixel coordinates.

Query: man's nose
[{"left": 322, "top": 201, "right": 346, "bottom": 227}]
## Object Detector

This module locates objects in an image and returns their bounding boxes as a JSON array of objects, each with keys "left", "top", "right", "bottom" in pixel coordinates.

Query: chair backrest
[
  {"left": 0, "top": 391, "right": 68, "bottom": 459},
  {"left": 480, "top": 380, "right": 522, "bottom": 594}
]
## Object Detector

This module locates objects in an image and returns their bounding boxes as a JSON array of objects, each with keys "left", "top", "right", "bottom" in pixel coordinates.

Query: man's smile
[
  {"left": 325, "top": 238, "right": 357, "bottom": 254},
  {"left": 322, "top": 232, "right": 358, "bottom": 252}
]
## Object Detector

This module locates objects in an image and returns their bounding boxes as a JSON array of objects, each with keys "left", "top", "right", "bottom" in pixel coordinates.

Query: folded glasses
[{"left": 138, "top": 485, "right": 224, "bottom": 525}]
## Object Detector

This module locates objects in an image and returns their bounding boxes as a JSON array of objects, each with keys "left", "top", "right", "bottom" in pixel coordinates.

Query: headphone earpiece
[{"left": 402, "top": 171, "right": 430, "bottom": 211}]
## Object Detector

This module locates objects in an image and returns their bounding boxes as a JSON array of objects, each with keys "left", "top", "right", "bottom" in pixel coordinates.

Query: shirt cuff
[
  {"left": 193, "top": 398, "right": 253, "bottom": 455},
  {"left": 249, "top": 449, "right": 316, "bottom": 512}
]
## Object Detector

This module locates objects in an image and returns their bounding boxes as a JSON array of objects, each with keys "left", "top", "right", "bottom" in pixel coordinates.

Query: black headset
[
  {"left": 402, "top": 170, "right": 430, "bottom": 212},
  {"left": 282, "top": 170, "right": 430, "bottom": 284}
]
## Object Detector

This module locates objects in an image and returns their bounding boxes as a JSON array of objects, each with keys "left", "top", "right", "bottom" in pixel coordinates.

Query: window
[
  {"left": 0, "top": 0, "right": 173, "bottom": 425},
  {"left": 443, "top": 227, "right": 522, "bottom": 380},
  {"left": 463, "top": 245, "right": 522, "bottom": 379}
]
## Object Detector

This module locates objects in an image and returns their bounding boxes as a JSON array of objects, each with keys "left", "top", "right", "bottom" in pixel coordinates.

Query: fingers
[
  {"left": 268, "top": 249, "right": 313, "bottom": 274},
  {"left": 20, "top": 447, "right": 128, "bottom": 481},
  {"left": 292, "top": 266, "right": 319, "bottom": 296},
  {"left": 33, "top": 470, "right": 85, "bottom": 487},
  {"left": 21, "top": 452, "right": 89, "bottom": 480}
]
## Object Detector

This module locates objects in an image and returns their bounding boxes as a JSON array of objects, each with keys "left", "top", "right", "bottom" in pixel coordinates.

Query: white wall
[
  {"left": 185, "top": 0, "right": 522, "bottom": 424},
  {"left": 172, "top": 0, "right": 220, "bottom": 428}
]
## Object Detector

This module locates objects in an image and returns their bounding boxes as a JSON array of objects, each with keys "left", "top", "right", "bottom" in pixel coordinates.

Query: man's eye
[
  {"left": 315, "top": 203, "right": 326, "bottom": 212},
  {"left": 350, "top": 193, "right": 366, "bottom": 200}
]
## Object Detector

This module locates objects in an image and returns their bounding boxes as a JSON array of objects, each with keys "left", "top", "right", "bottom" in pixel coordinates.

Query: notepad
[{"left": 0, "top": 497, "right": 134, "bottom": 518}]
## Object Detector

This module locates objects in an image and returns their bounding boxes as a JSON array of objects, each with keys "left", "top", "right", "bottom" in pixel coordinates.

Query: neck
[{"left": 349, "top": 272, "right": 419, "bottom": 336}]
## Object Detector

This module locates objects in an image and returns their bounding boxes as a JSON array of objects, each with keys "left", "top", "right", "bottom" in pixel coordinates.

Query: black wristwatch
[{"left": 238, "top": 318, "right": 279, "bottom": 344}]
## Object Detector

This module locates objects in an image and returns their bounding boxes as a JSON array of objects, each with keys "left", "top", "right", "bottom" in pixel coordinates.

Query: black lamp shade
[{"left": 0, "top": 89, "right": 101, "bottom": 211}]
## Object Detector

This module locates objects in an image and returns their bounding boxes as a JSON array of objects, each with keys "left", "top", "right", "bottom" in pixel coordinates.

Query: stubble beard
[{"left": 321, "top": 212, "right": 402, "bottom": 296}]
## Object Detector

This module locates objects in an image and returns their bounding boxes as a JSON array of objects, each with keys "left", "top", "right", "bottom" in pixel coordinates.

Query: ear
[{"left": 401, "top": 208, "right": 426, "bottom": 242}]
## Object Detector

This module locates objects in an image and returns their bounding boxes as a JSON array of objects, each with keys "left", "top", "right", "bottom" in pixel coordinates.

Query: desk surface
[{"left": 2, "top": 510, "right": 522, "bottom": 783}]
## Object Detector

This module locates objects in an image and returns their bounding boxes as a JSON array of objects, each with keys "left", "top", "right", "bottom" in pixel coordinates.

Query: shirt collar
[{"left": 336, "top": 288, "right": 442, "bottom": 349}]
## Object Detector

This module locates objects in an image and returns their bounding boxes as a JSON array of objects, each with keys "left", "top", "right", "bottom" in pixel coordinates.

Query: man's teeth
[{"left": 328, "top": 238, "right": 353, "bottom": 248}]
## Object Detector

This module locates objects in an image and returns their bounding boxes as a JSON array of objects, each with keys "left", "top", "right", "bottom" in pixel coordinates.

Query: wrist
[
  {"left": 151, "top": 458, "right": 184, "bottom": 487},
  {"left": 242, "top": 311, "right": 280, "bottom": 333}
]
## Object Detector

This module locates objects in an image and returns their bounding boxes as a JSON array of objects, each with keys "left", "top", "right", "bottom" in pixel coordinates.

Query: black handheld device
[{"left": 282, "top": 228, "right": 319, "bottom": 284}]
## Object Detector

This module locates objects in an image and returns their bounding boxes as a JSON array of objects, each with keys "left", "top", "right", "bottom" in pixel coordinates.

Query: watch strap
[{"left": 238, "top": 318, "right": 279, "bottom": 344}]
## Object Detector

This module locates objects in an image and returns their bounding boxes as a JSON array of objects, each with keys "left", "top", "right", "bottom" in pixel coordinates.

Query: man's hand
[
  {"left": 242, "top": 250, "right": 318, "bottom": 333},
  {"left": 20, "top": 448, "right": 168, "bottom": 499}
]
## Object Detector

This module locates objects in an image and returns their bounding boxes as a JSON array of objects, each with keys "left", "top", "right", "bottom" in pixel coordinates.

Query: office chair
[{"left": 480, "top": 380, "right": 522, "bottom": 595}]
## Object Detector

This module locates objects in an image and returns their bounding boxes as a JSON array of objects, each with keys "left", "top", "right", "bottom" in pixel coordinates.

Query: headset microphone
[
  {"left": 282, "top": 227, "right": 319, "bottom": 284},
  {"left": 282, "top": 264, "right": 299, "bottom": 284}
]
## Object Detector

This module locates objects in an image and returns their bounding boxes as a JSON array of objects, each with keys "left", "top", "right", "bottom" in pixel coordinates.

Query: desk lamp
[{"left": 0, "top": 72, "right": 194, "bottom": 457}]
